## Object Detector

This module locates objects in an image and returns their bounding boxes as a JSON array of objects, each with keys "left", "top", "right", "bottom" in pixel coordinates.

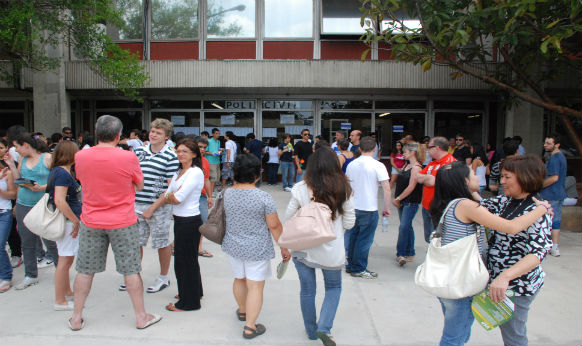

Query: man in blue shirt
[
  {"left": 541, "top": 133, "right": 567, "bottom": 257},
  {"left": 244, "top": 133, "right": 264, "bottom": 185}
]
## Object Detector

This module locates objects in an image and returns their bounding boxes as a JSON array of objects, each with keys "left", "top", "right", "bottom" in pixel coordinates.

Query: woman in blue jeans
[
  {"left": 0, "top": 138, "right": 17, "bottom": 292},
  {"left": 284, "top": 148, "right": 355, "bottom": 346},
  {"left": 430, "top": 161, "right": 552, "bottom": 346},
  {"left": 392, "top": 143, "right": 424, "bottom": 266}
]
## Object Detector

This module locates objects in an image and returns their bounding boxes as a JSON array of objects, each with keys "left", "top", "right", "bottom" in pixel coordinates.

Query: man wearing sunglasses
[
  {"left": 452, "top": 134, "right": 472, "bottom": 165},
  {"left": 294, "top": 129, "right": 313, "bottom": 183}
]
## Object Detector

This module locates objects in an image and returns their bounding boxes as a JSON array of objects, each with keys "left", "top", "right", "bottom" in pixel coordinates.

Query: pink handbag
[{"left": 278, "top": 201, "right": 336, "bottom": 251}]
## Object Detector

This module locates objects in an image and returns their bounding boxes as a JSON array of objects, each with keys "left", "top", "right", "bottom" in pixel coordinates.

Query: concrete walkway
[{"left": 1, "top": 185, "right": 581, "bottom": 346}]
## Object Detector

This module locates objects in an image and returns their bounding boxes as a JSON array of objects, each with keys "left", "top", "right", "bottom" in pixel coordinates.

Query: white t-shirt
[
  {"left": 166, "top": 166, "right": 204, "bottom": 217},
  {"left": 127, "top": 138, "right": 143, "bottom": 152},
  {"left": 331, "top": 141, "right": 352, "bottom": 155},
  {"left": 267, "top": 146, "right": 279, "bottom": 164},
  {"left": 9, "top": 147, "right": 20, "bottom": 162},
  {"left": 225, "top": 140, "right": 237, "bottom": 163},
  {"left": 346, "top": 155, "right": 389, "bottom": 211},
  {"left": 372, "top": 143, "right": 381, "bottom": 160}
]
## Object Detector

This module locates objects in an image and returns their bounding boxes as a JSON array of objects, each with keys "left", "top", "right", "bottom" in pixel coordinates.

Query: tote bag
[
  {"left": 414, "top": 199, "right": 489, "bottom": 299},
  {"left": 199, "top": 189, "right": 226, "bottom": 245},
  {"left": 278, "top": 201, "right": 336, "bottom": 251},
  {"left": 23, "top": 193, "right": 66, "bottom": 241}
]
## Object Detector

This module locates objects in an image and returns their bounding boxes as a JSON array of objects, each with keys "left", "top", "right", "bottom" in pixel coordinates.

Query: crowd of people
[{"left": 0, "top": 116, "right": 570, "bottom": 346}]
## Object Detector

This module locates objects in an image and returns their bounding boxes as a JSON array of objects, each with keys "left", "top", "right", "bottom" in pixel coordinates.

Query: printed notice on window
[
  {"left": 280, "top": 114, "right": 295, "bottom": 124},
  {"left": 221, "top": 115, "right": 235, "bottom": 125}
]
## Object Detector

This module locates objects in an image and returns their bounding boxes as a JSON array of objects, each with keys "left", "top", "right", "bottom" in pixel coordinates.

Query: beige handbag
[
  {"left": 278, "top": 200, "right": 336, "bottom": 251},
  {"left": 415, "top": 199, "right": 489, "bottom": 299},
  {"left": 199, "top": 189, "right": 226, "bottom": 245},
  {"left": 23, "top": 193, "right": 66, "bottom": 241}
]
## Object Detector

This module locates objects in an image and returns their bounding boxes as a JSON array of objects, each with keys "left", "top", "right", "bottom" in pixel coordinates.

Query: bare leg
[
  {"left": 233, "top": 278, "right": 247, "bottom": 313},
  {"left": 54, "top": 256, "right": 74, "bottom": 305},
  {"left": 390, "top": 174, "right": 398, "bottom": 191},
  {"left": 198, "top": 235, "right": 203, "bottom": 253},
  {"left": 552, "top": 229, "right": 560, "bottom": 247},
  {"left": 158, "top": 245, "right": 171, "bottom": 276},
  {"left": 71, "top": 273, "right": 94, "bottom": 329},
  {"left": 125, "top": 273, "right": 156, "bottom": 328},
  {"left": 244, "top": 279, "right": 265, "bottom": 333}
]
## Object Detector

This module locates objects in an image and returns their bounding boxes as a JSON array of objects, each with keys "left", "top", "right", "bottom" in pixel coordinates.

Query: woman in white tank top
[{"left": 0, "top": 138, "right": 17, "bottom": 292}]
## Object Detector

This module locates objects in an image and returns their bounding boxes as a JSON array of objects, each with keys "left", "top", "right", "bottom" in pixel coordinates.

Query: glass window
[
  {"left": 107, "top": 0, "right": 143, "bottom": 40},
  {"left": 0, "top": 112, "right": 26, "bottom": 129},
  {"left": 95, "top": 100, "right": 143, "bottom": 109},
  {"left": 207, "top": 0, "right": 255, "bottom": 38},
  {"left": 320, "top": 100, "right": 372, "bottom": 110},
  {"left": 375, "top": 100, "right": 426, "bottom": 109},
  {"left": 152, "top": 0, "right": 198, "bottom": 39},
  {"left": 265, "top": 0, "right": 312, "bottom": 38},
  {"left": 375, "top": 112, "right": 425, "bottom": 157},
  {"left": 97, "top": 111, "right": 143, "bottom": 134},
  {"left": 322, "top": 0, "right": 366, "bottom": 35},
  {"left": 433, "top": 100, "right": 484, "bottom": 110},
  {"left": 151, "top": 100, "right": 201, "bottom": 109},
  {"left": 0, "top": 101, "right": 25, "bottom": 109},
  {"left": 152, "top": 111, "right": 201, "bottom": 136},
  {"left": 262, "top": 111, "right": 313, "bottom": 140},
  {"left": 203, "top": 100, "right": 255, "bottom": 109},
  {"left": 435, "top": 112, "right": 483, "bottom": 146},
  {"left": 320, "top": 112, "right": 372, "bottom": 144}
]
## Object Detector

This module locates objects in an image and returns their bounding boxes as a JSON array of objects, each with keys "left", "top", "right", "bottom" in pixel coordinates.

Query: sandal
[
  {"left": 165, "top": 302, "right": 184, "bottom": 312},
  {"left": 396, "top": 257, "right": 406, "bottom": 266},
  {"left": 198, "top": 250, "right": 213, "bottom": 258},
  {"left": 236, "top": 308, "right": 246, "bottom": 321},
  {"left": 243, "top": 323, "right": 266, "bottom": 339},
  {"left": 316, "top": 331, "right": 337, "bottom": 346}
]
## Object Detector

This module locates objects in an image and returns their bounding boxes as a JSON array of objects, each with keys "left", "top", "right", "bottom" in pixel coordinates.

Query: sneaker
[
  {"left": 119, "top": 283, "right": 126, "bottom": 291},
  {"left": 350, "top": 270, "right": 377, "bottom": 279},
  {"left": 0, "top": 280, "right": 12, "bottom": 293},
  {"left": 550, "top": 247, "right": 560, "bottom": 257},
  {"left": 15, "top": 276, "right": 39, "bottom": 290},
  {"left": 147, "top": 277, "right": 170, "bottom": 293},
  {"left": 284, "top": 187, "right": 292, "bottom": 192},
  {"left": 54, "top": 301, "right": 74, "bottom": 311},
  {"left": 10, "top": 256, "right": 22, "bottom": 268},
  {"left": 37, "top": 258, "right": 54, "bottom": 269}
]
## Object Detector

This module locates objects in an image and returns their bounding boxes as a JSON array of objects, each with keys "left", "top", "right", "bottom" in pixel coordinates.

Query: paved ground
[{"left": 1, "top": 185, "right": 581, "bottom": 346}]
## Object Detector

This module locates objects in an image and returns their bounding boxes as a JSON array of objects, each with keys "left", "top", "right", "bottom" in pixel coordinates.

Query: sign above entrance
[
  {"left": 393, "top": 125, "right": 404, "bottom": 133},
  {"left": 204, "top": 100, "right": 255, "bottom": 110},
  {"left": 340, "top": 123, "right": 352, "bottom": 130}
]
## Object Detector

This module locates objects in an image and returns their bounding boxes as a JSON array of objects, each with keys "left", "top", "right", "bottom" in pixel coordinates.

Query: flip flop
[
  {"left": 243, "top": 324, "right": 266, "bottom": 339},
  {"left": 165, "top": 302, "right": 185, "bottom": 312},
  {"left": 137, "top": 314, "right": 162, "bottom": 329},
  {"left": 198, "top": 250, "right": 213, "bottom": 258},
  {"left": 68, "top": 318, "right": 84, "bottom": 331},
  {"left": 236, "top": 308, "right": 246, "bottom": 321},
  {"left": 316, "top": 331, "right": 337, "bottom": 346}
]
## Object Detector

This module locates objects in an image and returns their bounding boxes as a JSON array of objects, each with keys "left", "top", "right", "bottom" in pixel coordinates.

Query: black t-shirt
[
  {"left": 453, "top": 146, "right": 471, "bottom": 162},
  {"left": 47, "top": 166, "right": 82, "bottom": 218},
  {"left": 278, "top": 143, "right": 294, "bottom": 162},
  {"left": 294, "top": 141, "right": 313, "bottom": 168}
]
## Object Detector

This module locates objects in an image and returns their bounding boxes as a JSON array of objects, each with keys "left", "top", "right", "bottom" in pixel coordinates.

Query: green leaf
[{"left": 361, "top": 48, "right": 371, "bottom": 61}]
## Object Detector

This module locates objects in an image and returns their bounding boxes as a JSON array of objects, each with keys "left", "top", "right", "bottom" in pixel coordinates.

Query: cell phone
[{"left": 14, "top": 178, "right": 36, "bottom": 186}]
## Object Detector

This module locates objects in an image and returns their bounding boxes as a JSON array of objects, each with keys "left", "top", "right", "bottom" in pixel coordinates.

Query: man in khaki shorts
[{"left": 70, "top": 115, "right": 161, "bottom": 331}]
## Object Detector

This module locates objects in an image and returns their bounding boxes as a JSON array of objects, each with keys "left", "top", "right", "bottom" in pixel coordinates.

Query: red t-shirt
[
  {"left": 419, "top": 153, "right": 456, "bottom": 210},
  {"left": 201, "top": 156, "right": 209, "bottom": 196},
  {"left": 390, "top": 152, "right": 406, "bottom": 169},
  {"left": 75, "top": 146, "right": 144, "bottom": 229}
]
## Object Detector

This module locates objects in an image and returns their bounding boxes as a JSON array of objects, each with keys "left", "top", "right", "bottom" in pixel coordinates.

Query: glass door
[{"left": 375, "top": 112, "right": 426, "bottom": 157}]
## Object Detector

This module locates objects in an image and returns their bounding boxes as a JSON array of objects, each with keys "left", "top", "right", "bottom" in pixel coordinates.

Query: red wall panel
[
  {"left": 117, "top": 43, "right": 143, "bottom": 60},
  {"left": 150, "top": 42, "right": 198, "bottom": 60},
  {"left": 320, "top": 41, "right": 370, "bottom": 60},
  {"left": 263, "top": 41, "right": 313, "bottom": 59},
  {"left": 206, "top": 41, "right": 256, "bottom": 59},
  {"left": 378, "top": 42, "right": 395, "bottom": 60}
]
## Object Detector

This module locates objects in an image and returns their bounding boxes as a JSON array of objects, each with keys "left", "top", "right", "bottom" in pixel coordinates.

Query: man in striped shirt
[{"left": 126, "top": 118, "right": 179, "bottom": 293}]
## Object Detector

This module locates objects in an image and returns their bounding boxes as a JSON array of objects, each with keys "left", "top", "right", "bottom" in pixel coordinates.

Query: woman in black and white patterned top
[{"left": 480, "top": 155, "right": 553, "bottom": 346}]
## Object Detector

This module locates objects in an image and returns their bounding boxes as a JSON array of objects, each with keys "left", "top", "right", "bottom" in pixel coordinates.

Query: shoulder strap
[{"left": 433, "top": 198, "right": 464, "bottom": 238}]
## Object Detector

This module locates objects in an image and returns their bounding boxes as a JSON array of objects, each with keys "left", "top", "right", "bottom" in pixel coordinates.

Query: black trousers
[
  {"left": 173, "top": 215, "right": 203, "bottom": 311},
  {"left": 8, "top": 215, "right": 21, "bottom": 257}
]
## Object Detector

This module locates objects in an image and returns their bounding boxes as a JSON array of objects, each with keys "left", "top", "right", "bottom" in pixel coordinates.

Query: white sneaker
[
  {"left": 119, "top": 283, "right": 126, "bottom": 291},
  {"left": 10, "top": 256, "right": 22, "bottom": 268},
  {"left": 147, "top": 277, "right": 170, "bottom": 293},
  {"left": 550, "top": 247, "right": 560, "bottom": 257},
  {"left": 15, "top": 276, "right": 39, "bottom": 290},
  {"left": 284, "top": 187, "right": 292, "bottom": 192},
  {"left": 54, "top": 301, "right": 74, "bottom": 311},
  {"left": 37, "top": 258, "right": 54, "bottom": 269}
]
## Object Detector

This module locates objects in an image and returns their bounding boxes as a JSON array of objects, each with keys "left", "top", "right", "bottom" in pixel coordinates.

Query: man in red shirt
[
  {"left": 416, "top": 136, "right": 456, "bottom": 242},
  {"left": 69, "top": 115, "right": 161, "bottom": 331}
]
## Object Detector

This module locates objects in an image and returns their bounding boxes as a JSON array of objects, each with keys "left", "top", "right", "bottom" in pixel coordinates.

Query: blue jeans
[
  {"left": 199, "top": 194, "right": 209, "bottom": 224},
  {"left": 438, "top": 296, "right": 474, "bottom": 346},
  {"left": 280, "top": 161, "right": 295, "bottom": 189},
  {"left": 499, "top": 293, "right": 537, "bottom": 346},
  {"left": 293, "top": 258, "right": 342, "bottom": 338},
  {"left": 548, "top": 200, "right": 563, "bottom": 230},
  {"left": 345, "top": 209, "right": 379, "bottom": 274},
  {"left": 0, "top": 211, "right": 13, "bottom": 281},
  {"left": 296, "top": 168, "right": 305, "bottom": 183},
  {"left": 422, "top": 208, "right": 435, "bottom": 243},
  {"left": 397, "top": 202, "right": 419, "bottom": 257}
]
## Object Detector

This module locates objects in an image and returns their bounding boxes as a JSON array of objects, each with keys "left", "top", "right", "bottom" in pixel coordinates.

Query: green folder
[{"left": 472, "top": 289, "right": 515, "bottom": 331}]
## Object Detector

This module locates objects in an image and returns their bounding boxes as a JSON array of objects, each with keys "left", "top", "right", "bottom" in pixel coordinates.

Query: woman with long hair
[
  {"left": 480, "top": 155, "right": 553, "bottom": 346},
  {"left": 429, "top": 161, "right": 552, "bottom": 346},
  {"left": 0, "top": 138, "right": 17, "bottom": 292},
  {"left": 4, "top": 133, "right": 57, "bottom": 290},
  {"left": 392, "top": 142, "right": 425, "bottom": 266},
  {"left": 470, "top": 143, "right": 489, "bottom": 195},
  {"left": 284, "top": 147, "right": 355, "bottom": 346},
  {"left": 389, "top": 141, "right": 405, "bottom": 190},
  {"left": 47, "top": 141, "right": 82, "bottom": 310},
  {"left": 142, "top": 138, "right": 205, "bottom": 311},
  {"left": 222, "top": 153, "right": 284, "bottom": 339},
  {"left": 265, "top": 137, "right": 280, "bottom": 185}
]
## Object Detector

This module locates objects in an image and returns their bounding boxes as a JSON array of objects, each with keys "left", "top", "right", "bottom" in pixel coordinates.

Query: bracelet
[
  {"left": 395, "top": 196, "right": 401, "bottom": 202},
  {"left": 540, "top": 204, "right": 551, "bottom": 213}
]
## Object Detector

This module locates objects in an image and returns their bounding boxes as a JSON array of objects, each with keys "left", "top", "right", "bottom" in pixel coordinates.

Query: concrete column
[
  {"left": 506, "top": 90, "right": 544, "bottom": 155},
  {"left": 33, "top": 37, "right": 70, "bottom": 135}
]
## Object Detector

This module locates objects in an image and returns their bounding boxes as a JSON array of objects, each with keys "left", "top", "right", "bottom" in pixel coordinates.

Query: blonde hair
[
  {"left": 404, "top": 142, "right": 426, "bottom": 164},
  {"left": 150, "top": 118, "right": 173, "bottom": 137}
]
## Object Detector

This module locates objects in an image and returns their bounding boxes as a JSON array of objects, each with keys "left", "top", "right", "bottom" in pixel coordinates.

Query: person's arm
[
  {"left": 342, "top": 197, "right": 356, "bottom": 230},
  {"left": 465, "top": 157, "right": 472, "bottom": 165},
  {"left": 456, "top": 198, "right": 551, "bottom": 234},
  {"left": 3, "top": 153, "right": 20, "bottom": 179},
  {"left": 204, "top": 177, "right": 213, "bottom": 208},
  {"left": 53, "top": 185, "right": 81, "bottom": 236},
  {"left": 380, "top": 179, "right": 392, "bottom": 217},
  {"left": 416, "top": 173, "right": 435, "bottom": 186},
  {"left": 141, "top": 193, "right": 167, "bottom": 219},
  {"left": 543, "top": 175, "right": 558, "bottom": 188},
  {"left": 266, "top": 212, "right": 283, "bottom": 242},
  {"left": 393, "top": 165, "right": 421, "bottom": 207},
  {"left": 294, "top": 151, "right": 302, "bottom": 174},
  {"left": 226, "top": 148, "right": 231, "bottom": 166},
  {"left": 0, "top": 169, "right": 17, "bottom": 200}
]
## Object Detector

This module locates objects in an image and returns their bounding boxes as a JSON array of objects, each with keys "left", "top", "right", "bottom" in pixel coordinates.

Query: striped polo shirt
[
  {"left": 134, "top": 144, "right": 179, "bottom": 204},
  {"left": 440, "top": 198, "right": 487, "bottom": 258}
]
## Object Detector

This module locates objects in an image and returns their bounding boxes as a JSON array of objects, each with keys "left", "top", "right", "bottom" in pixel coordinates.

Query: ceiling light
[
  {"left": 379, "top": 112, "right": 391, "bottom": 117},
  {"left": 211, "top": 102, "right": 224, "bottom": 109}
]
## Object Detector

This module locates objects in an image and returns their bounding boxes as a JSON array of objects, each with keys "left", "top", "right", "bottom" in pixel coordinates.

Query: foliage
[{"left": 0, "top": 0, "right": 149, "bottom": 100}]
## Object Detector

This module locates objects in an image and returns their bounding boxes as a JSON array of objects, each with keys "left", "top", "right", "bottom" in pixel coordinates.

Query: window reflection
[
  {"left": 265, "top": 0, "right": 312, "bottom": 38},
  {"left": 107, "top": 0, "right": 143, "bottom": 40},
  {"left": 207, "top": 0, "right": 255, "bottom": 38},
  {"left": 152, "top": 0, "right": 198, "bottom": 39},
  {"left": 322, "top": 0, "right": 367, "bottom": 35}
]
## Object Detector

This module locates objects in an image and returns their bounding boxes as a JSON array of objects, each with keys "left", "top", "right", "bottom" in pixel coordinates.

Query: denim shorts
[
  {"left": 76, "top": 223, "right": 141, "bottom": 275},
  {"left": 548, "top": 200, "right": 563, "bottom": 229}
]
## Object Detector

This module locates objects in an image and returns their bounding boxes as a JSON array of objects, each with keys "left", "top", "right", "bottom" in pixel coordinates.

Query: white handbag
[
  {"left": 23, "top": 181, "right": 66, "bottom": 241},
  {"left": 414, "top": 199, "right": 489, "bottom": 299}
]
